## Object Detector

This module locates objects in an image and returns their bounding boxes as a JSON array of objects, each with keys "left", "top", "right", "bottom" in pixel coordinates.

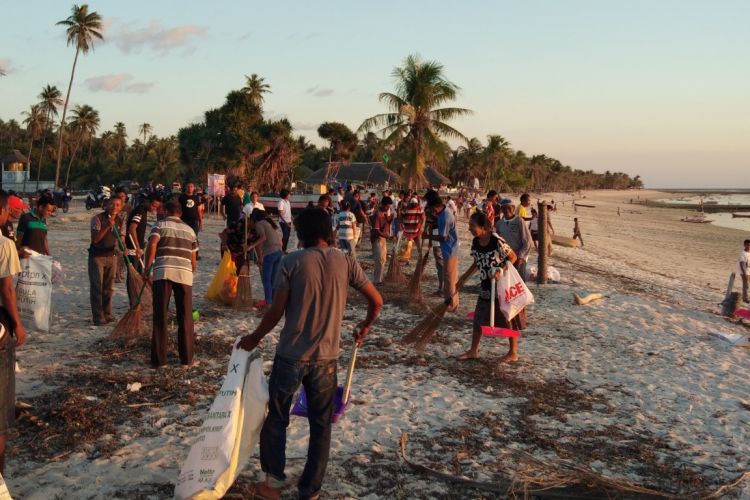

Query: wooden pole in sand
[{"left": 537, "top": 201, "right": 548, "bottom": 285}]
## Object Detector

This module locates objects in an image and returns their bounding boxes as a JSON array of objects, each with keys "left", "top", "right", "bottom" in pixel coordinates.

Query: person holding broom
[
  {"left": 370, "top": 196, "right": 394, "bottom": 285},
  {"left": 458, "top": 211, "right": 525, "bottom": 363},
  {"left": 144, "top": 199, "right": 198, "bottom": 368},
  {"left": 88, "top": 197, "right": 126, "bottom": 325},
  {"left": 238, "top": 207, "right": 383, "bottom": 500},
  {"left": 126, "top": 193, "right": 162, "bottom": 305},
  {"left": 425, "top": 191, "right": 460, "bottom": 312}
]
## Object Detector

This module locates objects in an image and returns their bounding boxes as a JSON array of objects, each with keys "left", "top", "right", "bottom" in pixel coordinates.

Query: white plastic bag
[
  {"left": 498, "top": 264, "right": 534, "bottom": 321},
  {"left": 0, "top": 471, "right": 13, "bottom": 499},
  {"left": 51, "top": 260, "right": 64, "bottom": 285},
  {"left": 16, "top": 256, "right": 53, "bottom": 332},
  {"left": 174, "top": 340, "right": 268, "bottom": 500}
]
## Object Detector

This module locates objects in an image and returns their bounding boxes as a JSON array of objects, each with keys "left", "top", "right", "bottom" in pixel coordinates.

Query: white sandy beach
[{"left": 4, "top": 189, "right": 750, "bottom": 499}]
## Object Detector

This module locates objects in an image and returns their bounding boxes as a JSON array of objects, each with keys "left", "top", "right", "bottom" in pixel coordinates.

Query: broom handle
[
  {"left": 112, "top": 225, "right": 133, "bottom": 267},
  {"left": 489, "top": 269, "right": 496, "bottom": 328},
  {"left": 127, "top": 233, "right": 145, "bottom": 267},
  {"left": 342, "top": 342, "right": 359, "bottom": 405},
  {"left": 134, "top": 263, "right": 155, "bottom": 306}
]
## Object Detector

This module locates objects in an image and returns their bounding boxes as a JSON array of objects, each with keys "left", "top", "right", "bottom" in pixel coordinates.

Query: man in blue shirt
[{"left": 425, "top": 190, "right": 460, "bottom": 312}]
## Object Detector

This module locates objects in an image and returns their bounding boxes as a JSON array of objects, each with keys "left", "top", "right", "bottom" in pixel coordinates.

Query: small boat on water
[
  {"left": 681, "top": 216, "right": 713, "bottom": 223},
  {"left": 732, "top": 212, "right": 750, "bottom": 218}
]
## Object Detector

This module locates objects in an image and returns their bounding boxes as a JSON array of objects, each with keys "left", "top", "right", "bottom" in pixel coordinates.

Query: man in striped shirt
[
  {"left": 399, "top": 197, "right": 424, "bottom": 262},
  {"left": 336, "top": 200, "right": 357, "bottom": 258},
  {"left": 144, "top": 199, "right": 199, "bottom": 368}
]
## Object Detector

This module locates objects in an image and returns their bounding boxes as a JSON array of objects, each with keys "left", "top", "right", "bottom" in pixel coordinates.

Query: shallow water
[{"left": 658, "top": 194, "right": 750, "bottom": 232}]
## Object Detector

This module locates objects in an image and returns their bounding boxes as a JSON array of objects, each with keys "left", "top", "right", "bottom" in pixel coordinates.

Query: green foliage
[{"left": 317, "top": 122, "right": 357, "bottom": 163}]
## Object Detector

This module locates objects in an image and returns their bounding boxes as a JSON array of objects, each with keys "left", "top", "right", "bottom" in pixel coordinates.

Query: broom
[
  {"left": 234, "top": 217, "right": 253, "bottom": 311},
  {"left": 113, "top": 226, "right": 147, "bottom": 310},
  {"left": 128, "top": 233, "right": 152, "bottom": 316},
  {"left": 403, "top": 263, "right": 477, "bottom": 348},
  {"left": 406, "top": 237, "right": 431, "bottom": 301},
  {"left": 384, "top": 232, "right": 406, "bottom": 285},
  {"left": 110, "top": 264, "right": 153, "bottom": 340}
]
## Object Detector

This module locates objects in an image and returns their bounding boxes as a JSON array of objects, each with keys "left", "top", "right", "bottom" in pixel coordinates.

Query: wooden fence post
[{"left": 537, "top": 201, "right": 548, "bottom": 285}]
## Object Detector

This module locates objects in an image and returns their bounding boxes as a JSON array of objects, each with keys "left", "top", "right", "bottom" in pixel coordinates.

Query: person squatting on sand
[
  {"left": 88, "top": 197, "right": 126, "bottom": 325},
  {"left": 458, "top": 212, "right": 527, "bottom": 363},
  {"left": 0, "top": 190, "right": 27, "bottom": 476},
  {"left": 239, "top": 208, "right": 383, "bottom": 500},
  {"left": 425, "top": 190, "right": 460, "bottom": 311},
  {"left": 144, "top": 200, "right": 198, "bottom": 368}
]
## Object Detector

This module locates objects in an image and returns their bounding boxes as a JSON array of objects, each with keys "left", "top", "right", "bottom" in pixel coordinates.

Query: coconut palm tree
[
  {"left": 54, "top": 3, "right": 104, "bottom": 188},
  {"left": 36, "top": 85, "right": 64, "bottom": 186},
  {"left": 22, "top": 104, "right": 46, "bottom": 189},
  {"left": 358, "top": 54, "right": 472, "bottom": 188},
  {"left": 138, "top": 122, "right": 152, "bottom": 143},
  {"left": 242, "top": 74, "right": 272, "bottom": 109},
  {"left": 65, "top": 104, "right": 99, "bottom": 186}
]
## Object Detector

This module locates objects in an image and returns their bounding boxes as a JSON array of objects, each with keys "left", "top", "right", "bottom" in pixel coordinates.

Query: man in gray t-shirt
[{"left": 240, "top": 208, "right": 382, "bottom": 500}]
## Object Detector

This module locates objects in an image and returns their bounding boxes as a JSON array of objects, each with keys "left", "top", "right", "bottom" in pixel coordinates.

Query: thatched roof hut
[
  {"left": 424, "top": 166, "right": 450, "bottom": 187},
  {"left": 305, "top": 162, "right": 402, "bottom": 186},
  {"left": 1, "top": 150, "right": 29, "bottom": 166}
]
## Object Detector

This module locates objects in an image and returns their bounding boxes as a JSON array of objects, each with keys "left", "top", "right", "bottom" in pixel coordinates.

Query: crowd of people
[{"left": 0, "top": 179, "right": 554, "bottom": 497}]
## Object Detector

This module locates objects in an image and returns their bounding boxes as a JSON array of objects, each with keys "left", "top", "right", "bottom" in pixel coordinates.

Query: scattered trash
[
  {"left": 708, "top": 331, "right": 750, "bottom": 347},
  {"left": 574, "top": 293, "right": 605, "bottom": 305},
  {"left": 126, "top": 382, "right": 142, "bottom": 393}
]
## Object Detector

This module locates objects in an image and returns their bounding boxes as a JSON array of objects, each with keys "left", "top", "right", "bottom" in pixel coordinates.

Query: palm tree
[
  {"left": 65, "top": 104, "right": 100, "bottom": 186},
  {"left": 54, "top": 3, "right": 104, "bottom": 188},
  {"left": 242, "top": 74, "right": 272, "bottom": 109},
  {"left": 483, "top": 135, "right": 513, "bottom": 189},
  {"left": 138, "top": 122, "right": 152, "bottom": 143},
  {"left": 358, "top": 54, "right": 472, "bottom": 188},
  {"left": 22, "top": 105, "right": 46, "bottom": 189},
  {"left": 36, "top": 85, "right": 64, "bottom": 187}
]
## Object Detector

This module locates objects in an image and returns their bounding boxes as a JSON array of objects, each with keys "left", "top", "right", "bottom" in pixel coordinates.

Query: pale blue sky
[{"left": 2, "top": 1, "right": 748, "bottom": 188}]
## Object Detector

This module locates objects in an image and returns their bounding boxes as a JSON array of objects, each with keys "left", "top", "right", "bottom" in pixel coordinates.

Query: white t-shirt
[
  {"left": 0, "top": 235, "right": 21, "bottom": 279},
  {"left": 447, "top": 199, "right": 457, "bottom": 215},
  {"left": 739, "top": 250, "right": 750, "bottom": 276},
  {"left": 277, "top": 198, "right": 292, "bottom": 223},
  {"left": 242, "top": 201, "right": 265, "bottom": 218}
]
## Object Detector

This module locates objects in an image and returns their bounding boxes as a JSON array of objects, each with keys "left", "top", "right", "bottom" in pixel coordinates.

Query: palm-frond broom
[
  {"left": 403, "top": 263, "right": 477, "bottom": 348},
  {"left": 113, "top": 226, "right": 148, "bottom": 311},
  {"left": 235, "top": 217, "right": 253, "bottom": 311},
  {"left": 110, "top": 264, "right": 153, "bottom": 340},
  {"left": 407, "top": 237, "right": 431, "bottom": 301},
  {"left": 128, "top": 233, "right": 152, "bottom": 316},
  {"left": 384, "top": 232, "right": 406, "bottom": 285}
]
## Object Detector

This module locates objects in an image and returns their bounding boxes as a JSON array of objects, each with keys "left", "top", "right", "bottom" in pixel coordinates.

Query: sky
[{"left": 1, "top": 1, "right": 748, "bottom": 188}]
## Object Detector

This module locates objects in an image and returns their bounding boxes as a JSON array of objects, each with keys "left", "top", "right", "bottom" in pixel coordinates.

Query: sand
[{"left": 4, "top": 190, "right": 750, "bottom": 499}]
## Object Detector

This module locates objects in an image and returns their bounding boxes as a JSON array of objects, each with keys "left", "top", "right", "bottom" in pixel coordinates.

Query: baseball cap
[
  {"left": 9, "top": 195, "right": 29, "bottom": 211},
  {"left": 499, "top": 197, "right": 513, "bottom": 206}
]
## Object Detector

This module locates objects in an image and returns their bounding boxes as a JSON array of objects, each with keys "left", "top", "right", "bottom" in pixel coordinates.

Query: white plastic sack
[
  {"left": 498, "top": 264, "right": 534, "bottom": 321},
  {"left": 16, "top": 256, "right": 53, "bottom": 332},
  {"left": 51, "top": 260, "right": 64, "bottom": 285},
  {"left": 0, "top": 472, "right": 12, "bottom": 499},
  {"left": 174, "top": 340, "right": 268, "bottom": 500},
  {"left": 526, "top": 265, "right": 561, "bottom": 283}
]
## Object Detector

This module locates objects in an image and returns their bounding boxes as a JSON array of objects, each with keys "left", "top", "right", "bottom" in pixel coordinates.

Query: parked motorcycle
[
  {"left": 53, "top": 187, "right": 72, "bottom": 213},
  {"left": 85, "top": 186, "right": 111, "bottom": 210}
]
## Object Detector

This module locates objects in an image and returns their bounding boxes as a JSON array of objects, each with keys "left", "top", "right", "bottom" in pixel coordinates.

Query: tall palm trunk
[
  {"left": 65, "top": 134, "right": 83, "bottom": 187},
  {"left": 36, "top": 112, "right": 51, "bottom": 190},
  {"left": 55, "top": 47, "right": 80, "bottom": 188},
  {"left": 25, "top": 137, "right": 34, "bottom": 194}
]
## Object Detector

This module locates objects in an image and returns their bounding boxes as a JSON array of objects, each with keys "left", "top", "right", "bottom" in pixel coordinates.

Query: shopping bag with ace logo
[{"left": 498, "top": 264, "right": 534, "bottom": 321}]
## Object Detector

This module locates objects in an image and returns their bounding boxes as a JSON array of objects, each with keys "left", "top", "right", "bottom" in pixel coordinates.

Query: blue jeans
[
  {"left": 262, "top": 250, "right": 283, "bottom": 304},
  {"left": 279, "top": 221, "right": 291, "bottom": 252},
  {"left": 260, "top": 355, "right": 338, "bottom": 499},
  {"left": 338, "top": 239, "right": 354, "bottom": 259},
  {"left": 432, "top": 246, "right": 444, "bottom": 290}
]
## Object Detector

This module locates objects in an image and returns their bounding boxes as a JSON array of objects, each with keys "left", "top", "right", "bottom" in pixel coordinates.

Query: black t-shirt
[
  {"left": 127, "top": 204, "right": 149, "bottom": 249},
  {"left": 471, "top": 234, "right": 511, "bottom": 294},
  {"left": 222, "top": 194, "right": 243, "bottom": 226},
  {"left": 17, "top": 211, "right": 48, "bottom": 254},
  {"left": 179, "top": 193, "right": 201, "bottom": 224}
]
